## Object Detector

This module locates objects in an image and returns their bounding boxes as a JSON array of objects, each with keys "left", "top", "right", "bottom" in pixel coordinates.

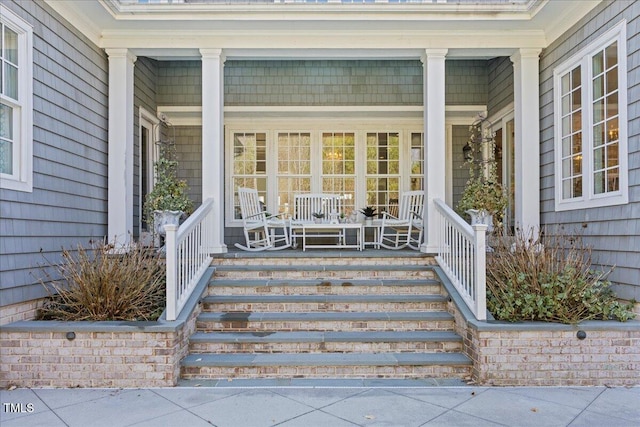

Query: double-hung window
[
  {"left": 0, "top": 5, "right": 33, "bottom": 192},
  {"left": 554, "top": 21, "right": 628, "bottom": 210}
]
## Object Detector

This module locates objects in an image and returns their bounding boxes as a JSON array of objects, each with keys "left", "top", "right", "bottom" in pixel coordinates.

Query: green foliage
[
  {"left": 37, "top": 241, "right": 166, "bottom": 321},
  {"left": 456, "top": 116, "right": 508, "bottom": 225},
  {"left": 144, "top": 143, "right": 193, "bottom": 224},
  {"left": 359, "top": 206, "right": 377, "bottom": 218},
  {"left": 486, "top": 228, "right": 635, "bottom": 324}
]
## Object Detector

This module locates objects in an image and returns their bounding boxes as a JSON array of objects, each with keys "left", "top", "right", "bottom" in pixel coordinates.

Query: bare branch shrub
[
  {"left": 486, "top": 228, "right": 635, "bottom": 323},
  {"left": 37, "top": 242, "right": 165, "bottom": 321}
]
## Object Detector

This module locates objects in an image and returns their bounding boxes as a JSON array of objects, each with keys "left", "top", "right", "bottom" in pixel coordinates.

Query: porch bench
[{"left": 289, "top": 193, "right": 345, "bottom": 248}]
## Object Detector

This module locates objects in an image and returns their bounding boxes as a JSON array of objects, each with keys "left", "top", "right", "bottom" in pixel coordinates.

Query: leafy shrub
[
  {"left": 37, "top": 242, "right": 165, "bottom": 321},
  {"left": 486, "top": 228, "right": 635, "bottom": 323}
]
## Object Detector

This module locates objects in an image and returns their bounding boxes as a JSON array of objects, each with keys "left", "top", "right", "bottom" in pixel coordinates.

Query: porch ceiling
[{"left": 44, "top": 0, "right": 601, "bottom": 60}]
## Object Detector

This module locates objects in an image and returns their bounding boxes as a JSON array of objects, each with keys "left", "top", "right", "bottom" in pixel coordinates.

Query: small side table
[{"left": 362, "top": 219, "right": 382, "bottom": 249}]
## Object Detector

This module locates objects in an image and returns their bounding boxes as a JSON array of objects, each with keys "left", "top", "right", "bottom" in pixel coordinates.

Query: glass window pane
[
  {"left": 562, "top": 158, "right": 571, "bottom": 177},
  {"left": 4, "top": 27, "right": 18, "bottom": 64},
  {"left": 605, "top": 41, "right": 618, "bottom": 69},
  {"left": 562, "top": 137, "right": 571, "bottom": 157},
  {"left": 4, "top": 64, "right": 18, "bottom": 100},
  {"left": 593, "top": 75, "right": 604, "bottom": 99},
  {"left": 606, "top": 67, "right": 618, "bottom": 94},
  {"left": 0, "top": 140, "right": 12, "bottom": 175},
  {"left": 594, "top": 171, "right": 605, "bottom": 194},
  {"left": 562, "top": 94, "right": 570, "bottom": 114},
  {"left": 0, "top": 103, "right": 13, "bottom": 139},
  {"left": 562, "top": 179, "right": 572, "bottom": 199},
  {"left": 574, "top": 176, "right": 582, "bottom": 197},
  {"left": 592, "top": 98, "right": 604, "bottom": 123},
  {"left": 592, "top": 51, "right": 603, "bottom": 75},
  {"left": 572, "top": 133, "right": 582, "bottom": 155},
  {"left": 593, "top": 123, "right": 604, "bottom": 147},
  {"left": 607, "top": 142, "right": 618, "bottom": 168},
  {"left": 572, "top": 89, "right": 581, "bottom": 110},
  {"left": 606, "top": 117, "right": 619, "bottom": 143},
  {"left": 562, "top": 116, "right": 571, "bottom": 136},
  {"left": 561, "top": 73, "right": 571, "bottom": 94},
  {"left": 608, "top": 167, "right": 619, "bottom": 192},
  {"left": 571, "top": 66, "right": 581, "bottom": 89},
  {"left": 606, "top": 92, "right": 618, "bottom": 120},
  {"left": 573, "top": 154, "right": 582, "bottom": 175},
  {"left": 572, "top": 111, "right": 582, "bottom": 132},
  {"left": 593, "top": 147, "right": 604, "bottom": 170}
]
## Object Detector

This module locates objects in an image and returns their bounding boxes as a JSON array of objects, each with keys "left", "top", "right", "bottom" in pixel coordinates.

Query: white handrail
[
  {"left": 433, "top": 198, "right": 487, "bottom": 321},
  {"left": 164, "top": 198, "right": 214, "bottom": 321}
]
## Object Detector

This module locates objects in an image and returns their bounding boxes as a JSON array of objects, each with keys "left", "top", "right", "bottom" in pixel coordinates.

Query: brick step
[
  {"left": 180, "top": 352, "right": 472, "bottom": 380},
  {"left": 212, "top": 264, "right": 436, "bottom": 280},
  {"left": 201, "top": 294, "right": 448, "bottom": 313},
  {"left": 196, "top": 311, "right": 455, "bottom": 332},
  {"left": 212, "top": 255, "right": 436, "bottom": 268},
  {"left": 189, "top": 331, "right": 463, "bottom": 353},
  {"left": 208, "top": 278, "right": 442, "bottom": 296}
]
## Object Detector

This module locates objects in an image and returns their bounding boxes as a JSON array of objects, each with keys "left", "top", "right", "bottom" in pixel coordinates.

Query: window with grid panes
[
  {"left": 0, "top": 6, "right": 32, "bottom": 192},
  {"left": 277, "top": 132, "right": 312, "bottom": 217},
  {"left": 366, "top": 132, "right": 400, "bottom": 213},
  {"left": 410, "top": 133, "right": 424, "bottom": 191},
  {"left": 232, "top": 132, "right": 267, "bottom": 219},
  {"left": 322, "top": 132, "right": 356, "bottom": 216},
  {"left": 554, "top": 22, "right": 627, "bottom": 210}
]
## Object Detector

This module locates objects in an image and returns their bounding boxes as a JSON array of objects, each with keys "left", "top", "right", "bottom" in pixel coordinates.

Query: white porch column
[
  {"left": 106, "top": 49, "right": 136, "bottom": 247},
  {"left": 200, "top": 48, "right": 227, "bottom": 253},
  {"left": 511, "top": 49, "right": 542, "bottom": 234},
  {"left": 421, "top": 49, "right": 448, "bottom": 253}
]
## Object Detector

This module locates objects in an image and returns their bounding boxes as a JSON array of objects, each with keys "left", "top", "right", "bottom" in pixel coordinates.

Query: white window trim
[
  {"left": 554, "top": 20, "right": 628, "bottom": 211},
  {"left": 0, "top": 5, "right": 33, "bottom": 192}
]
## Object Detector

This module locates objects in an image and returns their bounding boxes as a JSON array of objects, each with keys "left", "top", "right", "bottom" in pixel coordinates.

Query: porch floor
[{"left": 215, "top": 247, "right": 432, "bottom": 259}]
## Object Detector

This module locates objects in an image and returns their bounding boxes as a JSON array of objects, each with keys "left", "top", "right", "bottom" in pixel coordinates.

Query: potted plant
[
  {"left": 359, "top": 206, "right": 377, "bottom": 225},
  {"left": 457, "top": 115, "right": 507, "bottom": 231},
  {"left": 144, "top": 142, "right": 193, "bottom": 239}
]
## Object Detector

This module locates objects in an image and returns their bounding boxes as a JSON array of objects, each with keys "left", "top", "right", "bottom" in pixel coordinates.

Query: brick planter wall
[
  {"left": 0, "top": 303, "right": 201, "bottom": 388},
  {"left": 438, "top": 267, "right": 640, "bottom": 386}
]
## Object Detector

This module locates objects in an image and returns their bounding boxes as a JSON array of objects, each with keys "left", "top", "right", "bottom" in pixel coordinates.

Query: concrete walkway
[{"left": 1, "top": 381, "right": 638, "bottom": 427}]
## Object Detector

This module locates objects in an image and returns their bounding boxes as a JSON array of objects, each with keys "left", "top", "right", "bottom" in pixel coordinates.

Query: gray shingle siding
[
  {"left": 540, "top": 0, "right": 640, "bottom": 301},
  {"left": 0, "top": 0, "right": 108, "bottom": 307},
  {"left": 487, "top": 57, "right": 513, "bottom": 115}
]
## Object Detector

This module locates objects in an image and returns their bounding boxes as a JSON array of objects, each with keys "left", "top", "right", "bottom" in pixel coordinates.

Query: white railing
[
  {"left": 164, "top": 198, "right": 214, "bottom": 321},
  {"left": 433, "top": 198, "right": 487, "bottom": 321}
]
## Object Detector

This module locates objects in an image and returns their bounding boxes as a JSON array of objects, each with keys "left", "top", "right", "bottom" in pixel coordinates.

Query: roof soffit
[{"left": 44, "top": 0, "right": 601, "bottom": 57}]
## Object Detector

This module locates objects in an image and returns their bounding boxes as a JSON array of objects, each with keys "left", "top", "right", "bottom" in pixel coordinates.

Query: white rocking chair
[
  {"left": 234, "top": 187, "right": 291, "bottom": 251},
  {"left": 378, "top": 190, "right": 424, "bottom": 250}
]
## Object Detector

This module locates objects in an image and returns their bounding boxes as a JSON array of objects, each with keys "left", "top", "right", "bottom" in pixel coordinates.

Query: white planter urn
[
  {"left": 153, "top": 210, "right": 183, "bottom": 237},
  {"left": 466, "top": 209, "right": 494, "bottom": 233}
]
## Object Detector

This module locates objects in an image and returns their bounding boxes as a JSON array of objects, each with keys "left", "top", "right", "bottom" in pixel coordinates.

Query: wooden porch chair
[
  {"left": 234, "top": 187, "right": 290, "bottom": 251},
  {"left": 378, "top": 190, "right": 424, "bottom": 250}
]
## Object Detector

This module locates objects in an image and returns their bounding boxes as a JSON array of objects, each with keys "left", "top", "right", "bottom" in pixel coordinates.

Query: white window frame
[
  {"left": 0, "top": 5, "right": 33, "bottom": 192},
  {"left": 554, "top": 20, "right": 628, "bottom": 211},
  {"left": 224, "top": 118, "right": 423, "bottom": 227}
]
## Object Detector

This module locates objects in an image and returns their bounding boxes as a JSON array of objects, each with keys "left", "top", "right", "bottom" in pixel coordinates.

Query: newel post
[
  {"left": 164, "top": 224, "right": 178, "bottom": 321},
  {"left": 472, "top": 223, "right": 488, "bottom": 321}
]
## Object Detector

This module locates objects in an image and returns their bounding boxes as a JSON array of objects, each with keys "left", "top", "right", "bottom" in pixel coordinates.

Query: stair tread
[
  {"left": 198, "top": 311, "right": 454, "bottom": 322},
  {"left": 202, "top": 294, "right": 447, "bottom": 303},
  {"left": 190, "top": 330, "right": 462, "bottom": 343},
  {"left": 182, "top": 352, "right": 472, "bottom": 367},
  {"left": 209, "top": 278, "right": 440, "bottom": 287}
]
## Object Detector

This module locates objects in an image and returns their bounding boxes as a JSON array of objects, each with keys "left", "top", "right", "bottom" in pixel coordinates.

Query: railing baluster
[{"left": 433, "top": 199, "right": 487, "bottom": 321}]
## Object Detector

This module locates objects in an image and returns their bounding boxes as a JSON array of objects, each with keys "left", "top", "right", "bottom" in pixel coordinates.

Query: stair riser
[
  {"left": 209, "top": 284, "right": 442, "bottom": 296},
  {"left": 213, "top": 270, "right": 437, "bottom": 280},
  {"left": 196, "top": 319, "right": 455, "bottom": 332},
  {"left": 204, "top": 301, "right": 447, "bottom": 312},
  {"left": 181, "top": 365, "right": 471, "bottom": 380},
  {"left": 213, "top": 258, "right": 437, "bottom": 267},
  {"left": 189, "top": 341, "right": 463, "bottom": 354}
]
